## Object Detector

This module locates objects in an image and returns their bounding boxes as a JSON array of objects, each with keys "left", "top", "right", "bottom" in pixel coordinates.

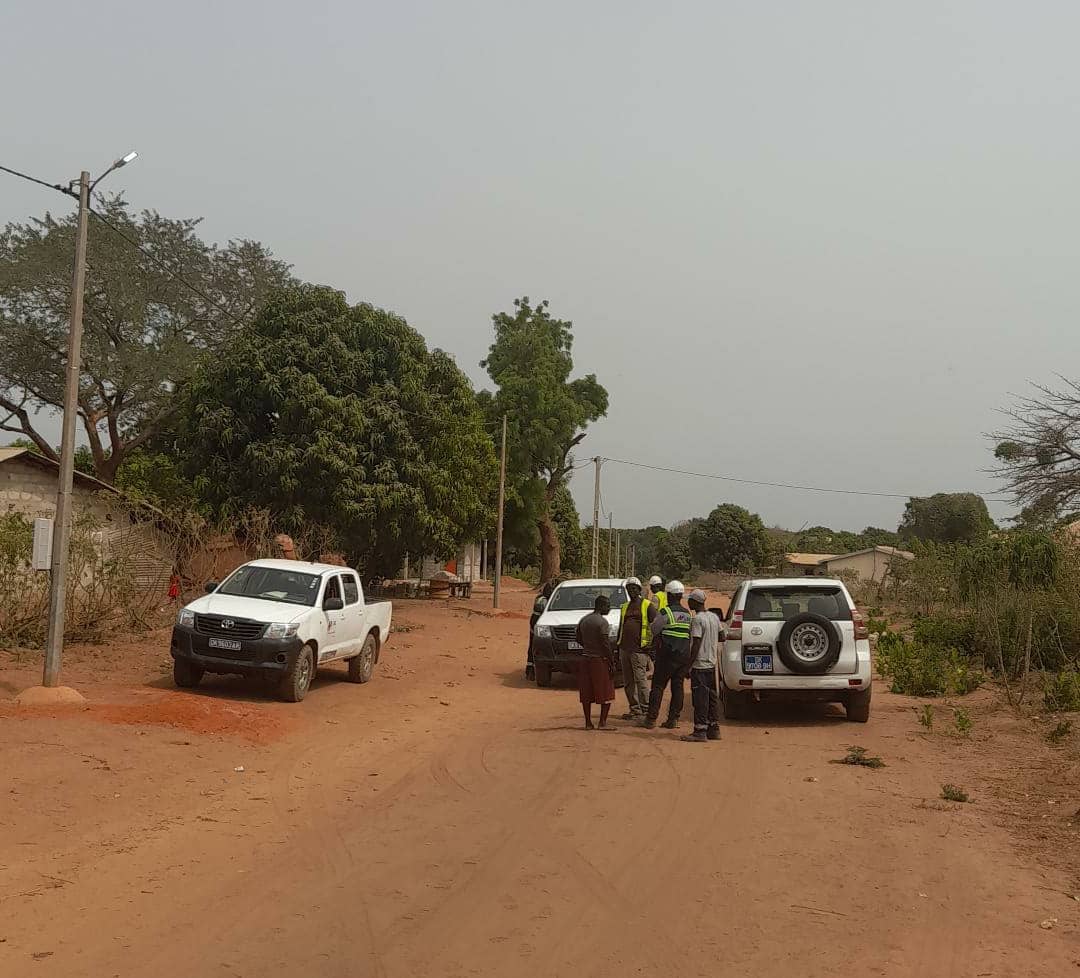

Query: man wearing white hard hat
[
  {"left": 639, "top": 580, "right": 693, "bottom": 730},
  {"left": 648, "top": 575, "right": 668, "bottom": 612},
  {"left": 616, "top": 577, "right": 656, "bottom": 720}
]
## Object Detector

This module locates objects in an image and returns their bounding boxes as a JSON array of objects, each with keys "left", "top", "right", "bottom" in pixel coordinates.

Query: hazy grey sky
[{"left": 5, "top": 0, "right": 1077, "bottom": 532}]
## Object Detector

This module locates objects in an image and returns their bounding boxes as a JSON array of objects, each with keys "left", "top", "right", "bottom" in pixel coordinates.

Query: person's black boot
[
  {"left": 681, "top": 730, "right": 707, "bottom": 742},
  {"left": 525, "top": 664, "right": 535, "bottom": 681},
  {"left": 706, "top": 725, "right": 721, "bottom": 741},
  {"left": 661, "top": 718, "right": 678, "bottom": 730}
]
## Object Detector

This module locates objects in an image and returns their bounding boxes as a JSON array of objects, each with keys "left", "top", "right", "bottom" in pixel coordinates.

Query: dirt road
[{"left": 1, "top": 588, "right": 1077, "bottom": 976}]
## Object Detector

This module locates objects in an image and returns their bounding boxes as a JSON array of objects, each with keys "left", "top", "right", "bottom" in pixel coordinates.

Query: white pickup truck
[{"left": 170, "top": 559, "right": 393, "bottom": 702}]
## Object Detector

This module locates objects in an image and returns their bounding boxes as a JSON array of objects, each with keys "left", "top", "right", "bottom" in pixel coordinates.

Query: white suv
[{"left": 719, "top": 578, "right": 872, "bottom": 722}]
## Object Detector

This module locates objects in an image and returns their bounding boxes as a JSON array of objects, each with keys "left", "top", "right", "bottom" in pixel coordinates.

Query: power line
[
  {"left": 600, "top": 456, "right": 1012, "bottom": 502},
  {"left": 0, "top": 163, "right": 70, "bottom": 196}
]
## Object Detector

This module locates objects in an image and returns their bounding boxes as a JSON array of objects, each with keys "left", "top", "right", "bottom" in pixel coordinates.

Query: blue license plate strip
[{"left": 743, "top": 649, "right": 773, "bottom": 674}]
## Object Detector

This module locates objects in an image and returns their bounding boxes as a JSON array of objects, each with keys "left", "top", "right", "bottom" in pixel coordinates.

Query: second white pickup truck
[{"left": 170, "top": 559, "right": 393, "bottom": 702}]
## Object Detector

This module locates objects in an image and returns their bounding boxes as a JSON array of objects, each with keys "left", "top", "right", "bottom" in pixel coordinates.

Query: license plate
[
  {"left": 209, "top": 637, "right": 242, "bottom": 652},
  {"left": 567, "top": 641, "right": 583, "bottom": 651},
  {"left": 744, "top": 652, "right": 773, "bottom": 673}
]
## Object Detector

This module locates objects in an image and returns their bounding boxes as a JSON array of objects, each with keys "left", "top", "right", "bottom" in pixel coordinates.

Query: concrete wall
[
  {"left": 0, "top": 457, "right": 115, "bottom": 523},
  {"left": 821, "top": 550, "right": 903, "bottom": 584},
  {"left": 0, "top": 456, "right": 174, "bottom": 593}
]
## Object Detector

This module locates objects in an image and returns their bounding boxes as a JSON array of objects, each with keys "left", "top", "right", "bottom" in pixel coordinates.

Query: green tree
[
  {"left": 176, "top": 285, "right": 496, "bottom": 574},
  {"left": 0, "top": 196, "right": 292, "bottom": 481},
  {"left": 656, "top": 521, "right": 697, "bottom": 580},
  {"left": 899, "top": 493, "right": 995, "bottom": 545},
  {"left": 480, "top": 298, "right": 607, "bottom": 584},
  {"left": 690, "top": 503, "right": 769, "bottom": 572}
]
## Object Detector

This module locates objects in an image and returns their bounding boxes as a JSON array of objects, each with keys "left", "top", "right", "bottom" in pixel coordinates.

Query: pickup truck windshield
[
  {"left": 218, "top": 566, "right": 321, "bottom": 606},
  {"left": 547, "top": 585, "right": 627, "bottom": 612}
]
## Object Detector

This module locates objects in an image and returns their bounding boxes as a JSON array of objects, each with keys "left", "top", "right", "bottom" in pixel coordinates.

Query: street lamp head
[{"left": 116, "top": 151, "right": 138, "bottom": 167}]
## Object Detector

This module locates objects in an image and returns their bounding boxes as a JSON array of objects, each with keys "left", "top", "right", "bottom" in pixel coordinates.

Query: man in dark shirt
[{"left": 575, "top": 595, "right": 617, "bottom": 730}]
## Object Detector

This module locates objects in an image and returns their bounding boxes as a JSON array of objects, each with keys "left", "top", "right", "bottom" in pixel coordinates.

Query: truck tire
[
  {"left": 278, "top": 643, "right": 315, "bottom": 703},
  {"left": 721, "top": 686, "right": 749, "bottom": 721},
  {"left": 846, "top": 686, "right": 872, "bottom": 723},
  {"left": 534, "top": 663, "right": 553, "bottom": 688},
  {"left": 173, "top": 658, "right": 203, "bottom": 689},
  {"left": 776, "top": 613, "right": 842, "bottom": 675},
  {"left": 347, "top": 635, "right": 377, "bottom": 684}
]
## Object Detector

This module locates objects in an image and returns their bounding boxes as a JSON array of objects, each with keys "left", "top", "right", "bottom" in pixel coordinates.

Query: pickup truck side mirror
[
  {"left": 205, "top": 581, "right": 219, "bottom": 593},
  {"left": 323, "top": 596, "right": 344, "bottom": 612}
]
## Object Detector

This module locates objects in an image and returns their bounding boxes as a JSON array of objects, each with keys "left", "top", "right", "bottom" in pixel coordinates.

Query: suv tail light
[
  {"left": 852, "top": 607, "right": 868, "bottom": 641},
  {"left": 727, "top": 609, "right": 743, "bottom": 639}
]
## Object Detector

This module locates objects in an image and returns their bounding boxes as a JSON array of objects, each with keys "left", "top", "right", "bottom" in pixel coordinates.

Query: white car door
[
  {"left": 320, "top": 574, "right": 347, "bottom": 661},
  {"left": 339, "top": 572, "right": 365, "bottom": 657}
]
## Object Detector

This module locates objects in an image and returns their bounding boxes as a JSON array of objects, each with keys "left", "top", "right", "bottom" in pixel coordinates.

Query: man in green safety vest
[
  {"left": 648, "top": 575, "right": 668, "bottom": 612},
  {"left": 639, "top": 580, "right": 692, "bottom": 730},
  {"left": 616, "top": 577, "right": 657, "bottom": 721}
]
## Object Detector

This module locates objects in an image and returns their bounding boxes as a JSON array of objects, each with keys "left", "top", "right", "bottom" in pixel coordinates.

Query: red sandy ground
[{"left": 1, "top": 580, "right": 1077, "bottom": 977}]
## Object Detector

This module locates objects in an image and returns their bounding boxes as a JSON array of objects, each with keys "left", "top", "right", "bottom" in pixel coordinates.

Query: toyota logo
[{"left": 221, "top": 619, "right": 235, "bottom": 629}]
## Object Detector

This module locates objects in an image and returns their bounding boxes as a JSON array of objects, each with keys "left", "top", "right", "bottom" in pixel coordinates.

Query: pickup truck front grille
[
  {"left": 194, "top": 615, "right": 265, "bottom": 640},
  {"left": 552, "top": 625, "right": 578, "bottom": 643}
]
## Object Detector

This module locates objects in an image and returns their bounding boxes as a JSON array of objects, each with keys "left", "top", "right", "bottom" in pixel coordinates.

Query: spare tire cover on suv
[{"left": 776, "top": 612, "right": 842, "bottom": 675}]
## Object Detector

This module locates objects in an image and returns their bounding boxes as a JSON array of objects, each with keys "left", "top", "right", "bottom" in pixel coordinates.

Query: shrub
[
  {"left": 877, "top": 634, "right": 982, "bottom": 697},
  {"left": 941, "top": 784, "right": 970, "bottom": 803},
  {"left": 831, "top": 746, "right": 886, "bottom": 769},
  {"left": 912, "top": 615, "right": 975, "bottom": 655},
  {"left": 1047, "top": 719, "right": 1072, "bottom": 745},
  {"left": 953, "top": 707, "right": 973, "bottom": 737},
  {"left": 1043, "top": 671, "right": 1080, "bottom": 712},
  {"left": 917, "top": 704, "right": 934, "bottom": 731}
]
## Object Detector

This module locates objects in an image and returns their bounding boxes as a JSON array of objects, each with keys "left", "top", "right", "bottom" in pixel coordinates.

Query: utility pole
[
  {"left": 591, "top": 457, "right": 601, "bottom": 577},
  {"left": 493, "top": 414, "right": 507, "bottom": 608},
  {"left": 42, "top": 170, "right": 90, "bottom": 688},
  {"left": 614, "top": 529, "right": 620, "bottom": 577},
  {"left": 607, "top": 513, "right": 613, "bottom": 576}
]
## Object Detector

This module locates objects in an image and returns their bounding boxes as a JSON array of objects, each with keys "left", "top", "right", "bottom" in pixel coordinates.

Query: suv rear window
[{"left": 743, "top": 587, "right": 851, "bottom": 622}]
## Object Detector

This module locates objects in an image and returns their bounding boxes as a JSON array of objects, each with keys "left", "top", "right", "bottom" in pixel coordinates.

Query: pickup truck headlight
[
  {"left": 266, "top": 622, "right": 300, "bottom": 640},
  {"left": 534, "top": 623, "right": 551, "bottom": 638},
  {"left": 176, "top": 609, "right": 195, "bottom": 628},
  {"left": 608, "top": 623, "right": 620, "bottom": 639}
]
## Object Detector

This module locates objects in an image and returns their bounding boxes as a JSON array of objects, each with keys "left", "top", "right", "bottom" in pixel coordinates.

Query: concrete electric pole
[
  {"left": 493, "top": 414, "right": 507, "bottom": 609},
  {"left": 591, "top": 457, "right": 601, "bottom": 577}
]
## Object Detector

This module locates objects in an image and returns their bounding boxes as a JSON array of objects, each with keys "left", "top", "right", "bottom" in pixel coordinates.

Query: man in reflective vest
[
  {"left": 617, "top": 577, "right": 657, "bottom": 721},
  {"left": 640, "top": 580, "right": 692, "bottom": 730},
  {"left": 648, "top": 575, "right": 668, "bottom": 612}
]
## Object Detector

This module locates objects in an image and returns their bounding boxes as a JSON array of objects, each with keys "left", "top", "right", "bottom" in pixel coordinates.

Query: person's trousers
[
  {"left": 527, "top": 614, "right": 540, "bottom": 664},
  {"left": 646, "top": 651, "right": 690, "bottom": 724},
  {"left": 619, "top": 648, "right": 650, "bottom": 715},
  {"left": 690, "top": 667, "right": 720, "bottom": 733}
]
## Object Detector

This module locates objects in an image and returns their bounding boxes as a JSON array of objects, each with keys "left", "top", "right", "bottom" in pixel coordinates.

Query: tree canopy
[
  {"left": 689, "top": 503, "right": 769, "bottom": 572},
  {"left": 994, "top": 378, "right": 1080, "bottom": 521},
  {"left": 479, "top": 298, "right": 607, "bottom": 584},
  {"left": 899, "top": 492, "right": 995, "bottom": 545},
  {"left": 0, "top": 196, "right": 292, "bottom": 481},
  {"left": 176, "top": 284, "right": 497, "bottom": 574}
]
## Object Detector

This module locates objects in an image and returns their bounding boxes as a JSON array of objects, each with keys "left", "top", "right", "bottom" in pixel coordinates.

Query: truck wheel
[
  {"left": 347, "top": 635, "right": 377, "bottom": 684},
  {"left": 722, "top": 686, "right": 749, "bottom": 721},
  {"left": 846, "top": 686, "right": 872, "bottom": 723},
  {"left": 534, "top": 663, "right": 553, "bottom": 688},
  {"left": 278, "top": 643, "right": 315, "bottom": 702},
  {"left": 173, "top": 658, "right": 203, "bottom": 689}
]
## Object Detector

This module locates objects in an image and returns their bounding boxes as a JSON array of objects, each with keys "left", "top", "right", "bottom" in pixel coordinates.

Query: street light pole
[
  {"left": 42, "top": 170, "right": 90, "bottom": 688},
  {"left": 493, "top": 414, "right": 507, "bottom": 609},
  {"left": 38, "top": 151, "right": 137, "bottom": 691}
]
